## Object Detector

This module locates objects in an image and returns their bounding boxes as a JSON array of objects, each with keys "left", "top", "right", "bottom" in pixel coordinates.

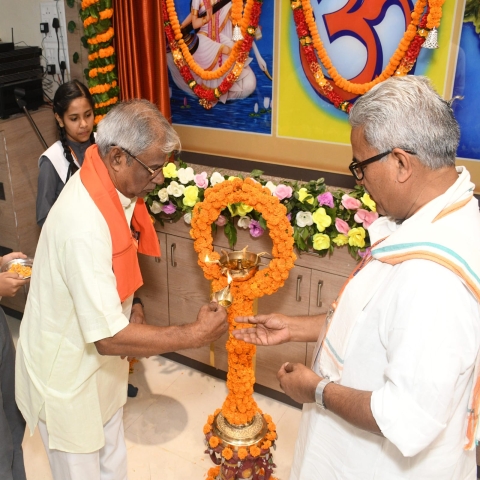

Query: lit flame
[{"left": 204, "top": 254, "right": 210, "bottom": 263}]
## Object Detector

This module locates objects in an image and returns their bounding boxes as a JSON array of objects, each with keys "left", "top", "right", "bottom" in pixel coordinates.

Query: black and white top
[{"left": 36, "top": 138, "right": 92, "bottom": 227}]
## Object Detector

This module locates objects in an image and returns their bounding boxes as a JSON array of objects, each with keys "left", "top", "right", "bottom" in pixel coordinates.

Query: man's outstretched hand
[{"left": 232, "top": 313, "right": 292, "bottom": 346}]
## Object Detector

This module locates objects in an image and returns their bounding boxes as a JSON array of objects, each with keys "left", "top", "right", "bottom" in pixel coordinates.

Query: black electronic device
[
  {"left": 0, "top": 45, "right": 44, "bottom": 119},
  {"left": 0, "top": 42, "right": 14, "bottom": 53}
]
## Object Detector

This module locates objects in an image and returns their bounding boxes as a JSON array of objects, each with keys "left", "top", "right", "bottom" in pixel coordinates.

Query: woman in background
[{"left": 36, "top": 80, "right": 95, "bottom": 227}]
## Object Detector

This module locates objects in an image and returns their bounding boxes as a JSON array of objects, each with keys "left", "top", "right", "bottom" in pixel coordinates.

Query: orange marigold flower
[
  {"left": 222, "top": 447, "right": 233, "bottom": 460},
  {"left": 249, "top": 445, "right": 261, "bottom": 457},
  {"left": 209, "top": 436, "right": 220, "bottom": 448},
  {"left": 238, "top": 447, "right": 248, "bottom": 460},
  {"left": 203, "top": 423, "right": 212, "bottom": 434},
  {"left": 261, "top": 440, "right": 272, "bottom": 449}
]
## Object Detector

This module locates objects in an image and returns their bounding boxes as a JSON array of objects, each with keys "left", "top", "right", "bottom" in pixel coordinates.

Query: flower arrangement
[
  {"left": 292, "top": 0, "right": 444, "bottom": 112},
  {"left": 144, "top": 161, "right": 376, "bottom": 260},
  {"left": 161, "top": 0, "right": 264, "bottom": 109},
  {"left": 80, "top": 0, "right": 119, "bottom": 124}
]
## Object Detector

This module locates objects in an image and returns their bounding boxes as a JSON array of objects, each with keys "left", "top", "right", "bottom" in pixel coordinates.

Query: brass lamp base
[{"left": 212, "top": 412, "right": 268, "bottom": 447}]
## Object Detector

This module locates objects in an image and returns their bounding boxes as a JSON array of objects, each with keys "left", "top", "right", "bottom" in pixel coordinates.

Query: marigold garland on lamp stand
[
  {"left": 80, "top": 0, "right": 119, "bottom": 124},
  {"left": 191, "top": 178, "right": 295, "bottom": 479}
]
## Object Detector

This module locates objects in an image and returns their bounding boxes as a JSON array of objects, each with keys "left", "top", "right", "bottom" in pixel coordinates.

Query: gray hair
[
  {"left": 96, "top": 99, "right": 181, "bottom": 160},
  {"left": 349, "top": 76, "right": 459, "bottom": 169}
]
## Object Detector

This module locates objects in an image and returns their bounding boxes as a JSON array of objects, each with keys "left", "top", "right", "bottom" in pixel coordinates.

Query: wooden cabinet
[
  {"left": 146, "top": 219, "right": 357, "bottom": 393},
  {"left": 136, "top": 233, "right": 169, "bottom": 327}
]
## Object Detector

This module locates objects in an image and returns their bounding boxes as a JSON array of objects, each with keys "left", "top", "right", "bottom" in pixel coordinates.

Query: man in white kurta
[
  {"left": 232, "top": 76, "right": 480, "bottom": 479},
  {"left": 15, "top": 99, "right": 228, "bottom": 480},
  {"left": 16, "top": 172, "right": 134, "bottom": 454}
]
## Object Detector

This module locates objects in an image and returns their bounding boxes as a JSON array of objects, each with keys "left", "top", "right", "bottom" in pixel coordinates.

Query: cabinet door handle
[
  {"left": 317, "top": 280, "right": 324, "bottom": 307},
  {"left": 170, "top": 243, "right": 177, "bottom": 267},
  {"left": 155, "top": 257, "right": 161, "bottom": 263},
  {"left": 296, "top": 275, "right": 302, "bottom": 302}
]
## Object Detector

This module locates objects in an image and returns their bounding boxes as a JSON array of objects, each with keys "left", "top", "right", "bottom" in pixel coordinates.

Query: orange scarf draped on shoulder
[{"left": 80, "top": 144, "right": 160, "bottom": 302}]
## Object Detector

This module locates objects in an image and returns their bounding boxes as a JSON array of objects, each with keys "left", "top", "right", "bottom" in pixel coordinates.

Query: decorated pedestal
[{"left": 191, "top": 178, "right": 295, "bottom": 480}]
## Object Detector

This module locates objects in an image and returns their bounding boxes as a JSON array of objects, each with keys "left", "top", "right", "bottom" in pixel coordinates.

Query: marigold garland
[
  {"left": 194, "top": 178, "right": 292, "bottom": 479},
  {"left": 291, "top": 0, "right": 439, "bottom": 112},
  {"left": 81, "top": 0, "right": 119, "bottom": 124},
  {"left": 161, "top": 0, "right": 264, "bottom": 109}
]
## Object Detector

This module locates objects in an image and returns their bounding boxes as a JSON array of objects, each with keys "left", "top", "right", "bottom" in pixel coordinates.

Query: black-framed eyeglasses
[
  {"left": 111, "top": 144, "right": 167, "bottom": 177},
  {"left": 349, "top": 149, "right": 416, "bottom": 181}
]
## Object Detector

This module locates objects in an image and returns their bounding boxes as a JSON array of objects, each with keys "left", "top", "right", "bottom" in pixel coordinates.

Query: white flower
[
  {"left": 296, "top": 211, "right": 314, "bottom": 228},
  {"left": 237, "top": 216, "right": 251, "bottom": 229},
  {"left": 158, "top": 188, "right": 169, "bottom": 202},
  {"left": 166, "top": 181, "right": 185, "bottom": 197},
  {"left": 183, "top": 212, "right": 192, "bottom": 224},
  {"left": 210, "top": 171, "right": 225, "bottom": 186},
  {"left": 177, "top": 167, "right": 195, "bottom": 185},
  {"left": 265, "top": 181, "right": 276, "bottom": 194},
  {"left": 150, "top": 201, "right": 163, "bottom": 214}
]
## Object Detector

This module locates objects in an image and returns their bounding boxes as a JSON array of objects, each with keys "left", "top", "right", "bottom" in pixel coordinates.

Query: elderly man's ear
[
  {"left": 391, "top": 148, "right": 415, "bottom": 184},
  {"left": 107, "top": 146, "right": 124, "bottom": 172}
]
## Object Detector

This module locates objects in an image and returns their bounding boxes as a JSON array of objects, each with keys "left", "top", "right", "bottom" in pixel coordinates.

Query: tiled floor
[{"left": 7, "top": 316, "right": 302, "bottom": 480}]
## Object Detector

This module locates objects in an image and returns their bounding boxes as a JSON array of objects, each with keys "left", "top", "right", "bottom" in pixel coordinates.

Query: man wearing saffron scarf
[
  {"left": 15, "top": 99, "right": 228, "bottom": 480},
  {"left": 233, "top": 76, "right": 480, "bottom": 479}
]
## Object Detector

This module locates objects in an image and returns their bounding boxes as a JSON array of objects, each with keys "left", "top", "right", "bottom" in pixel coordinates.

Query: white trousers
[{"left": 38, "top": 407, "right": 127, "bottom": 480}]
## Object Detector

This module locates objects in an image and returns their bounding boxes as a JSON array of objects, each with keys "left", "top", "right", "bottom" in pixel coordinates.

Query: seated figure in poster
[{"left": 167, "top": 0, "right": 257, "bottom": 103}]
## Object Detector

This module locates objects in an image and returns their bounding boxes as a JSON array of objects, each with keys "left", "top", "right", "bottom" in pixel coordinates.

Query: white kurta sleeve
[
  {"left": 370, "top": 260, "right": 480, "bottom": 457},
  {"left": 63, "top": 229, "right": 129, "bottom": 344}
]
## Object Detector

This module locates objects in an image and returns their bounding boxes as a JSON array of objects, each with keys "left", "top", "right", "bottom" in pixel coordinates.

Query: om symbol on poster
[{"left": 300, "top": 0, "right": 414, "bottom": 103}]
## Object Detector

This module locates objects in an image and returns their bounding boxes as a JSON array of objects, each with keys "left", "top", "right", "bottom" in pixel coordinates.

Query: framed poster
[{"left": 167, "top": 0, "right": 275, "bottom": 135}]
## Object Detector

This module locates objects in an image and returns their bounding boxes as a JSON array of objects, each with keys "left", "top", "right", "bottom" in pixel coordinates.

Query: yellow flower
[
  {"left": 228, "top": 176, "right": 240, "bottom": 181},
  {"left": 348, "top": 227, "right": 366, "bottom": 248},
  {"left": 312, "top": 208, "right": 332, "bottom": 232},
  {"left": 312, "top": 233, "right": 330, "bottom": 251},
  {"left": 163, "top": 162, "right": 178, "bottom": 178},
  {"left": 332, "top": 234, "right": 348, "bottom": 246},
  {"left": 361, "top": 193, "right": 376, "bottom": 212},
  {"left": 298, "top": 187, "right": 314, "bottom": 204},
  {"left": 183, "top": 185, "right": 199, "bottom": 207},
  {"left": 228, "top": 203, "right": 253, "bottom": 217}
]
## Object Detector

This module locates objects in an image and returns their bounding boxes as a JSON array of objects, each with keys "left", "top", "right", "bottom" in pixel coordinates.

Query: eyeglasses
[
  {"left": 349, "top": 149, "right": 416, "bottom": 181},
  {"left": 112, "top": 145, "right": 167, "bottom": 178}
]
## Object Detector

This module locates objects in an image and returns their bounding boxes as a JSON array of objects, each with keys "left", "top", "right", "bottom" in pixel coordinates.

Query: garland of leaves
[
  {"left": 292, "top": 0, "right": 440, "bottom": 112},
  {"left": 161, "top": 0, "right": 264, "bottom": 109},
  {"left": 80, "top": 0, "right": 119, "bottom": 124}
]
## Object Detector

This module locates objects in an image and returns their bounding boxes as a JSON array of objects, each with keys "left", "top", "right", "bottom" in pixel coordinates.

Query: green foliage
[
  {"left": 465, "top": 0, "right": 480, "bottom": 33},
  {"left": 68, "top": 20, "right": 77, "bottom": 33},
  {"left": 144, "top": 161, "right": 376, "bottom": 260},
  {"left": 72, "top": 52, "right": 79, "bottom": 64},
  {"left": 66, "top": 0, "right": 75, "bottom": 7}
]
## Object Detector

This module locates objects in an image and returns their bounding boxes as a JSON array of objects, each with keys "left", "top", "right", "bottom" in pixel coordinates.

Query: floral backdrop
[{"left": 145, "top": 161, "right": 377, "bottom": 260}]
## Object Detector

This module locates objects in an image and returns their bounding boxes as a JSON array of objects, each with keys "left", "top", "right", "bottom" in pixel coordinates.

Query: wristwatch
[
  {"left": 132, "top": 297, "right": 144, "bottom": 308},
  {"left": 315, "top": 377, "right": 334, "bottom": 410}
]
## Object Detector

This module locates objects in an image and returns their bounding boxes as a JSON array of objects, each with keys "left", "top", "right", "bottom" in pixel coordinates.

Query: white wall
[{"left": 0, "top": 0, "right": 45, "bottom": 48}]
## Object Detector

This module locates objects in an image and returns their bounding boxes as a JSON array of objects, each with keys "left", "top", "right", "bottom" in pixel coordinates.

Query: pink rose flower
[
  {"left": 341, "top": 194, "right": 362, "bottom": 210},
  {"left": 274, "top": 184, "right": 293, "bottom": 200},
  {"left": 335, "top": 217, "right": 350, "bottom": 235},
  {"left": 162, "top": 202, "right": 177, "bottom": 214},
  {"left": 215, "top": 215, "right": 227, "bottom": 227},
  {"left": 317, "top": 192, "right": 334, "bottom": 208},
  {"left": 249, "top": 220, "right": 265, "bottom": 238},
  {"left": 354, "top": 209, "right": 379, "bottom": 230},
  {"left": 194, "top": 172, "right": 209, "bottom": 189}
]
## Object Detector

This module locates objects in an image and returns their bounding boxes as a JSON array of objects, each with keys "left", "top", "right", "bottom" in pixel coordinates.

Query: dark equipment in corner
[
  {"left": 0, "top": 45, "right": 44, "bottom": 119},
  {"left": 14, "top": 87, "right": 48, "bottom": 149}
]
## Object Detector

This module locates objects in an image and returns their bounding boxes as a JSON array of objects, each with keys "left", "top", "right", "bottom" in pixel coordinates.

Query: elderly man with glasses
[
  {"left": 15, "top": 99, "right": 228, "bottom": 480},
  {"left": 233, "top": 76, "right": 480, "bottom": 479}
]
